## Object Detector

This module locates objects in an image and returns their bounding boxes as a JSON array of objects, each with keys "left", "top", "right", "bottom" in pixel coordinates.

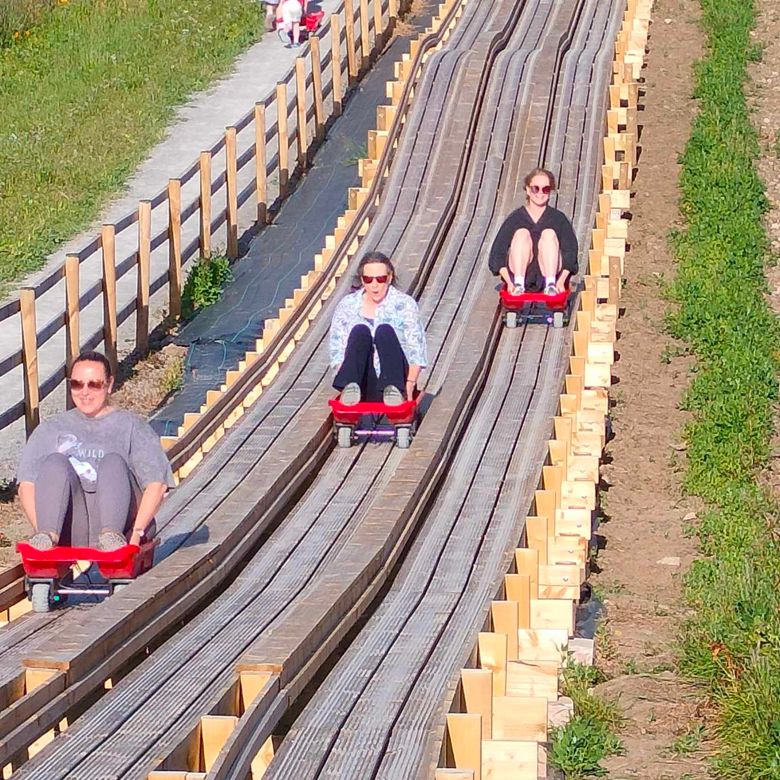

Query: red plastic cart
[
  {"left": 17, "top": 539, "right": 158, "bottom": 613},
  {"left": 499, "top": 287, "right": 572, "bottom": 329},
  {"left": 329, "top": 394, "right": 420, "bottom": 449}
]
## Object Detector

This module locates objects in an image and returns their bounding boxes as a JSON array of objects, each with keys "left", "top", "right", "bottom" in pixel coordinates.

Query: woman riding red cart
[
  {"left": 17, "top": 351, "right": 174, "bottom": 553},
  {"left": 488, "top": 167, "right": 578, "bottom": 295},
  {"left": 329, "top": 251, "right": 427, "bottom": 406}
]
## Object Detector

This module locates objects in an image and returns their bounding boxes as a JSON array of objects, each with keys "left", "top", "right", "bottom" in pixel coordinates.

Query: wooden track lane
[
  {"left": 254, "top": 1, "right": 626, "bottom": 777},
  {"left": 10, "top": 0, "right": 531, "bottom": 775}
]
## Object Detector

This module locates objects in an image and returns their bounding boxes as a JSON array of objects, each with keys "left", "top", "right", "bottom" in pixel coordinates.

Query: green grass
[
  {"left": 0, "top": 0, "right": 261, "bottom": 288},
  {"left": 549, "top": 663, "right": 624, "bottom": 779},
  {"left": 667, "top": 0, "right": 780, "bottom": 775}
]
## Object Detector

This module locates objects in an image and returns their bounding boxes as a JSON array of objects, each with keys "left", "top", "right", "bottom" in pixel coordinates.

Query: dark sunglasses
[
  {"left": 529, "top": 184, "right": 552, "bottom": 194},
  {"left": 68, "top": 379, "right": 108, "bottom": 391},
  {"left": 361, "top": 274, "right": 389, "bottom": 284}
]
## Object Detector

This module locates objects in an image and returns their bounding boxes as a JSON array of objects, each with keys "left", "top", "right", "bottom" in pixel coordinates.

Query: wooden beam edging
[
  {"left": 164, "top": 0, "right": 467, "bottom": 481},
  {"left": 438, "top": 1, "right": 653, "bottom": 776}
]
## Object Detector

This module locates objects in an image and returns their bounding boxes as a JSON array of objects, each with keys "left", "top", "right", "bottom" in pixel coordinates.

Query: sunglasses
[
  {"left": 68, "top": 379, "right": 108, "bottom": 391},
  {"left": 529, "top": 184, "right": 553, "bottom": 194},
  {"left": 361, "top": 274, "right": 389, "bottom": 284}
]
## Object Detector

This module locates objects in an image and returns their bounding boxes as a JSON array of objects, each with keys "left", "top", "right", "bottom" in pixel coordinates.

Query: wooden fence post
[
  {"left": 255, "top": 104, "right": 268, "bottom": 224},
  {"left": 295, "top": 57, "right": 308, "bottom": 169},
  {"left": 359, "top": 0, "right": 370, "bottom": 68},
  {"left": 168, "top": 179, "right": 182, "bottom": 320},
  {"left": 64, "top": 255, "right": 79, "bottom": 409},
  {"left": 344, "top": 0, "right": 358, "bottom": 84},
  {"left": 199, "top": 151, "right": 212, "bottom": 259},
  {"left": 20, "top": 289, "right": 40, "bottom": 436},
  {"left": 331, "top": 14, "right": 343, "bottom": 116},
  {"left": 225, "top": 126, "right": 239, "bottom": 259},
  {"left": 277, "top": 83, "right": 290, "bottom": 199},
  {"left": 101, "top": 224, "right": 118, "bottom": 374},
  {"left": 310, "top": 37, "right": 325, "bottom": 141},
  {"left": 373, "top": 0, "right": 383, "bottom": 50},
  {"left": 137, "top": 200, "right": 152, "bottom": 356}
]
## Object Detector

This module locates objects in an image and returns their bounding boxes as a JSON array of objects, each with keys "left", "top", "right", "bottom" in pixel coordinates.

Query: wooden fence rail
[{"left": 1, "top": 0, "right": 395, "bottom": 438}]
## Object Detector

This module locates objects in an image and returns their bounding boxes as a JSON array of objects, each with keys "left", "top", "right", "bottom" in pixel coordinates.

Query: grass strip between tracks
[
  {"left": 0, "top": 0, "right": 260, "bottom": 290},
  {"left": 669, "top": 0, "right": 780, "bottom": 774}
]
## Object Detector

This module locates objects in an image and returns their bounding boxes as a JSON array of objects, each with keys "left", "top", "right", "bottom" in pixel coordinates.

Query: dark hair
[
  {"left": 523, "top": 167, "right": 556, "bottom": 191},
  {"left": 71, "top": 351, "right": 112, "bottom": 380},
  {"left": 355, "top": 251, "right": 398, "bottom": 287}
]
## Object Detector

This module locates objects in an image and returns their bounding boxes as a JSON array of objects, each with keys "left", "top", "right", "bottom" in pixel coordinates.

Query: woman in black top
[{"left": 488, "top": 168, "right": 578, "bottom": 295}]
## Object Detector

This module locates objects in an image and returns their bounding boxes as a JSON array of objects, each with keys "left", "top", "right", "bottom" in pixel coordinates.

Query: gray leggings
[{"left": 35, "top": 452, "right": 141, "bottom": 547}]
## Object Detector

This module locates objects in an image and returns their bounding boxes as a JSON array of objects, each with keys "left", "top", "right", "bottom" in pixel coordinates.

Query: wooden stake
[
  {"left": 445, "top": 713, "right": 481, "bottom": 780},
  {"left": 331, "top": 14, "right": 343, "bottom": 116},
  {"left": 359, "top": 0, "right": 370, "bottom": 67},
  {"left": 344, "top": 0, "right": 358, "bottom": 83},
  {"left": 64, "top": 255, "right": 80, "bottom": 379},
  {"left": 373, "top": 0, "right": 383, "bottom": 50},
  {"left": 168, "top": 178, "right": 182, "bottom": 320},
  {"left": 461, "top": 669, "right": 492, "bottom": 739},
  {"left": 20, "top": 289, "right": 40, "bottom": 436},
  {"left": 225, "top": 126, "right": 239, "bottom": 259},
  {"left": 295, "top": 57, "right": 308, "bottom": 169},
  {"left": 277, "top": 83, "right": 290, "bottom": 198},
  {"left": 101, "top": 224, "right": 118, "bottom": 374},
  {"left": 255, "top": 104, "right": 268, "bottom": 224},
  {"left": 310, "top": 37, "right": 325, "bottom": 141},
  {"left": 199, "top": 151, "right": 212, "bottom": 259},
  {"left": 137, "top": 201, "right": 151, "bottom": 356}
]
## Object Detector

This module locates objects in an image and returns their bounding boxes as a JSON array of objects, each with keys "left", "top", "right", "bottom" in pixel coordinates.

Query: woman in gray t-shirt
[{"left": 17, "top": 352, "right": 175, "bottom": 551}]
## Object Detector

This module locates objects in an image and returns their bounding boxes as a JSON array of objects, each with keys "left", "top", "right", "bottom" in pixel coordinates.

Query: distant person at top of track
[
  {"left": 276, "top": 0, "right": 305, "bottom": 47},
  {"left": 17, "top": 351, "right": 175, "bottom": 552},
  {"left": 330, "top": 251, "right": 427, "bottom": 407},
  {"left": 488, "top": 167, "right": 578, "bottom": 296}
]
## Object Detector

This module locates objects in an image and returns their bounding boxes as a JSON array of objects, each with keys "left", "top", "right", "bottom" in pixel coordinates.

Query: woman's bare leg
[{"left": 504, "top": 228, "right": 533, "bottom": 293}]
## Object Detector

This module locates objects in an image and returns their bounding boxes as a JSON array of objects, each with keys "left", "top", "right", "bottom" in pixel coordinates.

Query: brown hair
[
  {"left": 355, "top": 251, "right": 398, "bottom": 287},
  {"left": 523, "top": 167, "right": 556, "bottom": 191},
  {"left": 72, "top": 350, "right": 112, "bottom": 380}
]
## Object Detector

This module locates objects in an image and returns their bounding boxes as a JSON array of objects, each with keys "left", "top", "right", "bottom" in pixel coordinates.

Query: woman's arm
[
  {"left": 129, "top": 482, "right": 168, "bottom": 545},
  {"left": 18, "top": 482, "right": 36, "bottom": 531}
]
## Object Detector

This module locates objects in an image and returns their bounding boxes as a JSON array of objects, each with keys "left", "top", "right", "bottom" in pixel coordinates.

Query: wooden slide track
[{"left": 0, "top": 0, "right": 648, "bottom": 775}]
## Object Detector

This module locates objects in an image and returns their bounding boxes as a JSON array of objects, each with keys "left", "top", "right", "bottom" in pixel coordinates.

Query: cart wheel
[
  {"left": 396, "top": 427, "right": 412, "bottom": 449},
  {"left": 505, "top": 311, "right": 518, "bottom": 329},
  {"left": 31, "top": 583, "right": 51, "bottom": 614},
  {"left": 553, "top": 312, "right": 564, "bottom": 329},
  {"left": 337, "top": 426, "right": 352, "bottom": 448}
]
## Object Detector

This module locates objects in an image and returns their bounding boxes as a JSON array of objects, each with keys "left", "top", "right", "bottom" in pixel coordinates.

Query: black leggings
[{"left": 333, "top": 324, "right": 408, "bottom": 402}]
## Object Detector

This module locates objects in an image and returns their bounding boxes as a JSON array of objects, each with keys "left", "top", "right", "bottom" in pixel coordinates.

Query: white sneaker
[
  {"left": 544, "top": 282, "right": 558, "bottom": 296},
  {"left": 383, "top": 385, "right": 404, "bottom": 406},
  {"left": 340, "top": 382, "right": 362, "bottom": 406}
]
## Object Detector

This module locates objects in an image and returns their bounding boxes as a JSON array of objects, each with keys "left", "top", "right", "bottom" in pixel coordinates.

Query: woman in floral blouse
[{"left": 329, "top": 251, "right": 427, "bottom": 406}]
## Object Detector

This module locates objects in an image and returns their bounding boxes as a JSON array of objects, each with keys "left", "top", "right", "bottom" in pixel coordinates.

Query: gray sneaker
[
  {"left": 97, "top": 531, "right": 127, "bottom": 552},
  {"left": 28, "top": 532, "right": 55, "bottom": 551},
  {"left": 544, "top": 282, "right": 558, "bottom": 296},
  {"left": 383, "top": 385, "right": 404, "bottom": 406},
  {"left": 340, "top": 382, "right": 362, "bottom": 406}
]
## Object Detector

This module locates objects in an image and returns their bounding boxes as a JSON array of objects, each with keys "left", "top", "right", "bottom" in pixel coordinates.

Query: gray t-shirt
[{"left": 17, "top": 408, "right": 175, "bottom": 494}]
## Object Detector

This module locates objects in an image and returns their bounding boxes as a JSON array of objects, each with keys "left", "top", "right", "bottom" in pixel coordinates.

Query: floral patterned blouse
[{"left": 329, "top": 286, "right": 428, "bottom": 372}]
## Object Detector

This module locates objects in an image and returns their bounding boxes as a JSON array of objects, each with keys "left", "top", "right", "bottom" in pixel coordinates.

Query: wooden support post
[
  {"left": 64, "top": 255, "right": 80, "bottom": 375},
  {"left": 373, "top": 0, "right": 383, "bottom": 50},
  {"left": 445, "top": 713, "right": 481, "bottom": 780},
  {"left": 225, "top": 126, "right": 239, "bottom": 259},
  {"left": 478, "top": 632, "right": 507, "bottom": 697},
  {"left": 199, "top": 151, "right": 212, "bottom": 259},
  {"left": 200, "top": 715, "right": 238, "bottom": 772},
  {"left": 609, "top": 255, "right": 621, "bottom": 304},
  {"left": 136, "top": 201, "right": 151, "bottom": 356},
  {"left": 101, "top": 224, "right": 118, "bottom": 374},
  {"left": 277, "top": 83, "right": 290, "bottom": 198},
  {"left": 20, "top": 289, "right": 40, "bottom": 436},
  {"left": 389, "top": 0, "right": 397, "bottom": 24},
  {"left": 331, "top": 15, "right": 343, "bottom": 116},
  {"left": 461, "top": 669, "right": 492, "bottom": 739},
  {"left": 255, "top": 104, "right": 268, "bottom": 225},
  {"left": 168, "top": 178, "right": 182, "bottom": 320},
  {"left": 295, "top": 57, "right": 308, "bottom": 170},
  {"left": 344, "top": 0, "right": 358, "bottom": 83},
  {"left": 310, "top": 37, "right": 325, "bottom": 141},
  {"left": 359, "top": 0, "right": 370, "bottom": 67}
]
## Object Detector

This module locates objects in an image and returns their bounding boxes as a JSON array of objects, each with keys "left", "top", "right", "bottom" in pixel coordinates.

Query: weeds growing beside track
[
  {"left": 669, "top": 0, "right": 780, "bottom": 774},
  {"left": 0, "top": 0, "right": 260, "bottom": 291}
]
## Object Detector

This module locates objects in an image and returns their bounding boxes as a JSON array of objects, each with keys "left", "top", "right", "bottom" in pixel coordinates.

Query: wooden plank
[
  {"left": 101, "top": 224, "right": 118, "bottom": 374},
  {"left": 492, "top": 696, "right": 547, "bottom": 741},
  {"left": 446, "top": 713, "right": 481, "bottom": 780},
  {"left": 64, "top": 254, "right": 80, "bottom": 394},
  {"left": 331, "top": 15, "right": 343, "bottom": 115},
  {"left": 168, "top": 179, "right": 183, "bottom": 320},
  {"left": 20, "top": 289, "right": 40, "bottom": 436},
  {"left": 344, "top": 0, "right": 357, "bottom": 83},
  {"left": 225, "top": 127, "right": 239, "bottom": 259},
  {"left": 255, "top": 105, "right": 268, "bottom": 225},
  {"left": 276, "top": 83, "right": 290, "bottom": 198},
  {"left": 295, "top": 58, "right": 308, "bottom": 169},
  {"left": 461, "top": 669, "right": 492, "bottom": 739},
  {"left": 136, "top": 201, "right": 152, "bottom": 356},
  {"left": 310, "top": 37, "right": 325, "bottom": 141},
  {"left": 199, "top": 151, "right": 212, "bottom": 259}
]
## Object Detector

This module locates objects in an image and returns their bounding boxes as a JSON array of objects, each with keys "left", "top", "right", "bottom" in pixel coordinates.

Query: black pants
[{"left": 333, "top": 324, "right": 408, "bottom": 402}]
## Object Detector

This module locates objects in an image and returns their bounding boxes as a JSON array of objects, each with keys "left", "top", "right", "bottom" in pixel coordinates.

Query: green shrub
[{"left": 181, "top": 255, "right": 232, "bottom": 318}]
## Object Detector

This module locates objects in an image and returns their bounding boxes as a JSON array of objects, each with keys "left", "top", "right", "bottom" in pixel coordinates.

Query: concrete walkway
[{"left": 0, "top": 0, "right": 344, "bottom": 478}]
